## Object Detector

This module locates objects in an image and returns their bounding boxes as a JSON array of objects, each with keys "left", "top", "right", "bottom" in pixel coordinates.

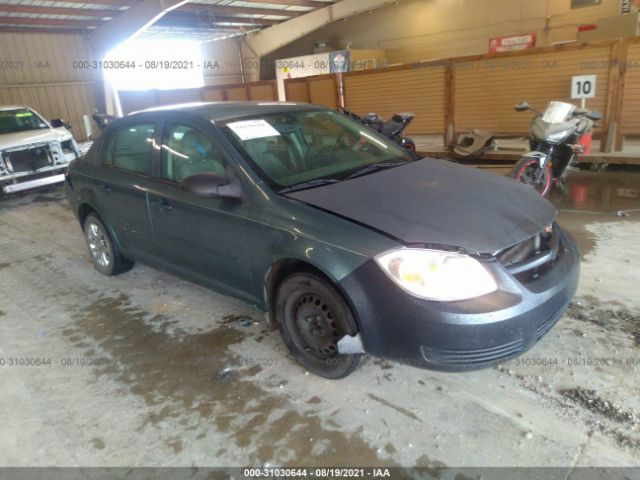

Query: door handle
[
  {"left": 157, "top": 198, "right": 173, "bottom": 212},
  {"left": 100, "top": 183, "right": 111, "bottom": 194}
]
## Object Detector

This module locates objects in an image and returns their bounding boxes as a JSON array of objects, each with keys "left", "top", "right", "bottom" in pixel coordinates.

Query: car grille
[
  {"left": 5, "top": 146, "right": 52, "bottom": 173},
  {"left": 421, "top": 338, "right": 525, "bottom": 366},
  {"left": 495, "top": 225, "right": 562, "bottom": 283}
]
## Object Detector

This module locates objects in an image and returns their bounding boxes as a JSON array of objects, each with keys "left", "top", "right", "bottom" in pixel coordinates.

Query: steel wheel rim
[
  {"left": 290, "top": 292, "right": 342, "bottom": 360},
  {"left": 86, "top": 222, "right": 112, "bottom": 268}
]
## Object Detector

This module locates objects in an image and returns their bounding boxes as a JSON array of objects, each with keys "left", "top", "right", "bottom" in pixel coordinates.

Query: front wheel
[
  {"left": 275, "top": 273, "right": 362, "bottom": 379},
  {"left": 511, "top": 156, "right": 552, "bottom": 196}
]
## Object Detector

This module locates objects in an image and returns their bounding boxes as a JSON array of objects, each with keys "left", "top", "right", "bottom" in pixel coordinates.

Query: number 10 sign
[{"left": 571, "top": 74, "right": 597, "bottom": 99}]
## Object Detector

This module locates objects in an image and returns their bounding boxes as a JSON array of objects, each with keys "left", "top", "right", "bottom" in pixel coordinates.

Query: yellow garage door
[
  {"left": 344, "top": 66, "right": 446, "bottom": 135},
  {"left": 455, "top": 47, "right": 612, "bottom": 134},
  {"left": 621, "top": 43, "right": 640, "bottom": 135}
]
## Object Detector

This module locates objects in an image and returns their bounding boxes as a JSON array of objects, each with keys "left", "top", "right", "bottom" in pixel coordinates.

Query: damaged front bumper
[
  {"left": 338, "top": 227, "right": 580, "bottom": 371},
  {"left": 0, "top": 140, "right": 78, "bottom": 194}
]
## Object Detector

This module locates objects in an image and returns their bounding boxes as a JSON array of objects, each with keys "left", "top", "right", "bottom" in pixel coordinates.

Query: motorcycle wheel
[{"left": 511, "top": 156, "right": 552, "bottom": 196}]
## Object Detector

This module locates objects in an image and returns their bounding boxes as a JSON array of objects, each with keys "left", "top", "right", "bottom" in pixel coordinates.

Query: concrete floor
[{"left": 1, "top": 169, "right": 639, "bottom": 468}]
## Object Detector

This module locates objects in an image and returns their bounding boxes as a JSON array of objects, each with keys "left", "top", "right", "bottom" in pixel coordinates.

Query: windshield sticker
[
  {"left": 15, "top": 112, "right": 34, "bottom": 118},
  {"left": 227, "top": 119, "right": 280, "bottom": 141}
]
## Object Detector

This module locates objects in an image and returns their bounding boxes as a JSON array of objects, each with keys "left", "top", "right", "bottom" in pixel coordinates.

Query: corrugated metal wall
[
  {"left": 308, "top": 77, "right": 338, "bottom": 109},
  {"left": 0, "top": 32, "right": 101, "bottom": 142},
  {"left": 284, "top": 39, "right": 637, "bottom": 152},
  {"left": 118, "top": 81, "right": 278, "bottom": 114},
  {"left": 454, "top": 47, "right": 612, "bottom": 133},
  {"left": 264, "top": 0, "right": 622, "bottom": 70},
  {"left": 284, "top": 80, "right": 310, "bottom": 103},
  {"left": 344, "top": 65, "right": 446, "bottom": 134},
  {"left": 621, "top": 43, "right": 640, "bottom": 136},
  {"left": 283, "top": 76, "right": 337, "bottom": 109}
]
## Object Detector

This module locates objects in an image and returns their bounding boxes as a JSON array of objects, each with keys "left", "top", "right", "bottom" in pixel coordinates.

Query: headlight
[
  {"left": 375, "top": 248, "right": 498, "bottom": 301},
  {"left": 547, "top": 129, "right": 571, "bottom": 142}
]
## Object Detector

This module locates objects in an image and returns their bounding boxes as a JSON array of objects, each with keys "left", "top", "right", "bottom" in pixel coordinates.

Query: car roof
[{"left": 127, "top": 101, "right": 326, "bottom": 122}]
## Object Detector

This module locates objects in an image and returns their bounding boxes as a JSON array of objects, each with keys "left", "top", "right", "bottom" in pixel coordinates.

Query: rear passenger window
[
  {"left": 160, "top": 124, "right": 227, "bottom": 182},
  {"left": 106, "top": 123, "right": 155, "bottom": 175}
]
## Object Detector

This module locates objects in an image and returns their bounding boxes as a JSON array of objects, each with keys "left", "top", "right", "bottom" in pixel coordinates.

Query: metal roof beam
[
  {"left": 0, "top": 4, "right": 122, "bottom": 17},
  {"left": 0, "top": 16, "right": 99, "bottom": 28},
  {"left": 88, "top": 0, "right": 189, "bottom": 56},
  {"left": 239, "top": 0, "right": 331, "bottom": 6},
  {"left": 149, "top": 23, "right": 247, "bottom": 31},
  {"left": 46, "top": 0, "right": 133, "bottom": 7},
  {"left": 0, "top": 26, "right": 88, "bottom": 34},
  {"left": 244, "top": 0, "right": 401, "bottom": 57},
  {"left": 160, "top": 12, "right": 279, "bottom": 26},
  {"left": 180, "top": 4, "right": 303, "bottom": 18}
]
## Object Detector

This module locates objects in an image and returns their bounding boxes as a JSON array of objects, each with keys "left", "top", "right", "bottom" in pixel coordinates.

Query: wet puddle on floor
[
  {"left": 61, "top": 293, "right": 393, "bottom": 465},
  {"left": 550, "top": 171, "right": 640, "bottom": 258}
]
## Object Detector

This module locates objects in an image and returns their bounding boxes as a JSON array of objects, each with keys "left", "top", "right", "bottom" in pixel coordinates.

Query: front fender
[
  {"left": 524, "top": 151, "right": 548, "bottom": 159},
  {"left": 246, "top": 190, "right": 401, "bottom": 313},
  {"left": 251, "top": 222, "right": 375, "bottom": 315}
]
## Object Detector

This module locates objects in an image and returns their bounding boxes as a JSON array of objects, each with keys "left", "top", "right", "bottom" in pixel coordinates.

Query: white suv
[{"left": 0, "top": 105, "right": 79, "bottom": 194}]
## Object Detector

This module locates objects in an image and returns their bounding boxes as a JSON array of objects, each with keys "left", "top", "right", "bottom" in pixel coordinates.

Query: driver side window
[{"left": 160, "top": 123, "right": 227, "bottom": 182}]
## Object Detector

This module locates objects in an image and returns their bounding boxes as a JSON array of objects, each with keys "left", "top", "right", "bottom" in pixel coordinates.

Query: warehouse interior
[{"left": 1, "top": 0, "right": 639, "bottom": 475}]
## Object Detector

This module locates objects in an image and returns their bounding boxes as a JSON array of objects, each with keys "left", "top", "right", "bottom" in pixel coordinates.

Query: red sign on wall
[{"left": 488, "top": 32, "right": 537, "bottom": 53}]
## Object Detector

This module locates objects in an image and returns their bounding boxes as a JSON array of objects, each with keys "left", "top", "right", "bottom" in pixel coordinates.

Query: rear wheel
[
  {"left": 83, "top": 213, "right": 133, "bottom": 276},
  {"left": 276, "top": 273, "right": 362, "bottom": 379},
  {"left": 512, "top": 156, "right": 552, "bottom": 196}
]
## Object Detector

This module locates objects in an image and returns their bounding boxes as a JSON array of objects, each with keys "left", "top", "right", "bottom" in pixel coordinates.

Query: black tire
[
  {"left": 275, "top": 273, "right": 362, "bottom": 379},
  {"left": 83, "top": 213, "right": 133, "bottom": 276},
  {"left": 511, "top": 156, "right": 552, "bottom": 196}
]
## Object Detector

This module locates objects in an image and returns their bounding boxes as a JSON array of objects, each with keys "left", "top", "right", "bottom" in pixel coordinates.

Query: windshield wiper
[
  {"left": 343, "top": 161, "right": 404, "bottom": 181},
  {"left": 279, "top": 178, "right": 341, "bottom": 194}
]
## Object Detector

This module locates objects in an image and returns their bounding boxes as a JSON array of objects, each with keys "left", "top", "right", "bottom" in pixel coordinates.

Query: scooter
[
  {"left": 339, "top": 108, "right": 416, "bottom": 153},
  {"left": 511, "top": 101, "right": 601, "bottom": 196}
]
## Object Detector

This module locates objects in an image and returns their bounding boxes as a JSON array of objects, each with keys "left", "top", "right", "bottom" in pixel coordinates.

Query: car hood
[
  {"left": 286, "top": 159, "right": 557, "bottom": 253},
  {"left": 0, "top": 128, "right": 72, "bottom": 151}
]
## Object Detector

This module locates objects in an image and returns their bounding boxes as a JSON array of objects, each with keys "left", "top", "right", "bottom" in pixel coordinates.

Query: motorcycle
[
  {"left": 511, "top": 100, "right": 601, "bottom": 196},
  {"left": 339, "top": 108, "right": 416, "bottom": 153}
]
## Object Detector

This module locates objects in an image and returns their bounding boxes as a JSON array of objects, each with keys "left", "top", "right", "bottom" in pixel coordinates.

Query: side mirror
[
  {"left": 514, "top": 102, "right": 530, "bottom": 112},
  {"left": 588, "top": 111, "right": 602, "bottom": 121},
  {"left": 51, "top": 118, "right": 71, "bottom": 129},
  {"left": 179, "top": 173, "right": 243, "bottom": 201},
  {"left": 92, "top": 112, "right": 116, "bottom": 129}
]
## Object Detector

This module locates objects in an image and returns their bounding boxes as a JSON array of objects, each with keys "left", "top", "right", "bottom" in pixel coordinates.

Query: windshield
[
  {"left": 0, "top": 108, "right": 49, "bottom": 135},
  {"left": 541, "top": 101, "right": 575, "bottom": 124},
  {"left": 222, "top": 110, "right": 415, "bottom": 189}
]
